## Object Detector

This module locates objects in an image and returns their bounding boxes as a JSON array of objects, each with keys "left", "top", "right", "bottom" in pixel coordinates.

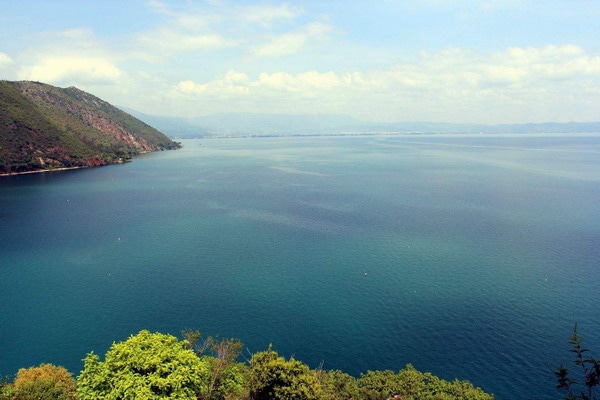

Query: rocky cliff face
[{"left": 0, "top": 81, "right": 180, "bottom": 174}]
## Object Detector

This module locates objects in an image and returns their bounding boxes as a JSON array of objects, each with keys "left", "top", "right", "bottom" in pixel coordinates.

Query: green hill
[{"left": 0, "top": 80, "right": 180, "bottom": 175}]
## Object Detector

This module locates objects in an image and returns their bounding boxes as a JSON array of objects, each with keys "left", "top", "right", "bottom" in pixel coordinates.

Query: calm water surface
[{"left": 1, "top": 134, "right": 599, "bottom": 399}]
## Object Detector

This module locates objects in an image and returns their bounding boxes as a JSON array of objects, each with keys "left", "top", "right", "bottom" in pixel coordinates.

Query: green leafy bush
[
  {"left": 76, "top": 330, "right": 209, "bottom": 399},
  {"left": 247, "top": 347, "right": 326, "bottom": 400},
  {"left": 357, "top": 364, "right": 493, "bottom": 400}
]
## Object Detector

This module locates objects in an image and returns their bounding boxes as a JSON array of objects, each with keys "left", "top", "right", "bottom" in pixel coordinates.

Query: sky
[{"left": 1, "top": 0, "right": 599, "bottom": 124}]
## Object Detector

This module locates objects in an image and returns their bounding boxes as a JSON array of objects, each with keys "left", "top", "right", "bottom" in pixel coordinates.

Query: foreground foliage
[
  {"left": 555, "top": 324, "right": 600, "bottom": 400},
  {"left": 76, "top": 330, "right": 209, "bottom": 399},
  {"left": 2, "top": 330, "right": 494, "bottom": 399},
  {"left": 357, "top": 365, "right": 495, "bottom": 400},
  {"left": 0, "top": 363, "right": 76, "bottom": 400},
  {"left": 247, "top": 347, "right": 324, "bottom": 399},
  {"left": 182, "top": 329, "right": 247, "bottom": 400}
]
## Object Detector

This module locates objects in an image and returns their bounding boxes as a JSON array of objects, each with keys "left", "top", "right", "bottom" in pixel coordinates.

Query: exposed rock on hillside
[{"left": 0, "top": 80, "right": 180, "bottom": 175}]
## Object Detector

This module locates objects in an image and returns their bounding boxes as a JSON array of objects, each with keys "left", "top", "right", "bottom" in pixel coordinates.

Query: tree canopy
[
  {"left": 76, "top": 330, "right": 209, "bottom": 399},
  {"left": 1, "top": 363, "right": 76, "bottom": 400},
  {"left": 1, "top": 329, "right": 495, "bottom": 400}
]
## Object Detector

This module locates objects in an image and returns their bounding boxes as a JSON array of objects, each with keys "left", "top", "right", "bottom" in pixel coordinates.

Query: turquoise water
[{"left": 1, "top": 134, "right": 599, "bottom": 399}]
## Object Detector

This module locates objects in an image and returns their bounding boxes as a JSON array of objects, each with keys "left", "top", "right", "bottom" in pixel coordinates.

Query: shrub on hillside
[
  {"left": 0, "top": 363, "right": 76, "bottom": 400},
  {"left": 76, "top": 330, "right": 209, "bottom": 399}
]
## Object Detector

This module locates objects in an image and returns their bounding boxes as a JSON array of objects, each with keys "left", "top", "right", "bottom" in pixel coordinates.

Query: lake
[{"left": 1, "top": 134, "right": 599, "bottom": 399}]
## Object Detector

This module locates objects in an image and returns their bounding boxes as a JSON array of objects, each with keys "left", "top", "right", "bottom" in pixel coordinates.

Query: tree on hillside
[
  {"left": 0, "top": 363, "right": 76, "bottom": 400},
  {"left": 357, "top": 365, "right": 494, "bottom": 400},
  {"left": 76, "top": 330, "right": 209, "bottom": 399},
  {"left": 182, "top": 329, "right": 246, "bottom": 400},
  {"left": 246, "top": 347, "right": 325, "bottom": 400},
  {"left": 319, "top": 369, "right": 360, "bottom": 399}
]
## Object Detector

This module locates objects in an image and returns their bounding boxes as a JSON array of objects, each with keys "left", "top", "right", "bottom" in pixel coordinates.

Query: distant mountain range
[
  {"left": 0, "top": 81, "right": 180, "bottom": 175},
  {"left": 124, "top": 110, "right": 600, "bottom": 138}
]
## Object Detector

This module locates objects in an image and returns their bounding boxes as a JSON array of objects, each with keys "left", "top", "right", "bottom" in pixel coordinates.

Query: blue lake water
[{"left": 1, "top": 134, "right": 599, "bottom": 399}]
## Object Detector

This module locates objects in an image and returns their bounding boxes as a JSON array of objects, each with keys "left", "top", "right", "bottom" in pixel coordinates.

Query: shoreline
[
  {"left": 0, "top": 149, "right": 176, "bottom": 178},
  {"left": 0, "top": 166, "right": 86, "bottom": 177}
]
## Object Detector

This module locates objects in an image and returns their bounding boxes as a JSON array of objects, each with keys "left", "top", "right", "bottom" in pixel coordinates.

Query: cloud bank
[
  {"left": 0, "top": 52, "right": 13, "bottom": 68},
  {"left": 173, "top": 45, "right": 600, "bottom": 123},
  {"left": 1, "top": 0, "right": 598, "bottom": 123},
  {"left": 18, "top": 57, "right": 123, "bottom": 85}
]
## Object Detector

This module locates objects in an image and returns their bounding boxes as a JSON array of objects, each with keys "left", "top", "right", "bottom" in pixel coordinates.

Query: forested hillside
[{"left": 0, "top": 81, "right": 180, "bottom": 175}]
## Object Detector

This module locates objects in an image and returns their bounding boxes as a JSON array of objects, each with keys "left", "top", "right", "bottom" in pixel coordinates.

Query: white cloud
[
  {"left": 373, "top": 44, "right": 600, "bottom": 92},
  {"left": 9, "top": 27, "right": 127, "bottom": 87},
  {"left": 133, "top": 3, "right": 240, "bottom": 61},
  {"left": 56, "top": 28, "right": 95, "bottom": 40},
  {"left": 28, "top": 28, "right": 101, "bottom": 53},
  {"left": 177, "top": 80, "right": 199, "bottom": 93},
  {"left": 18, "top": 57, "right": 123, "bottom": 85},
  {"left": 238, "top": 4, "right": 303, "bottom": 27},
  {"left": 135, "top": 2, "right": 306, "bottom": 61},
  {"left": 147, "top": 0, "right": 175, "bottom": 16},
  {"left": 368, "top": 45, "right": 600, "bottom": 121},
  {"left": 137, "top": 28, "right": 235, "bottom": 54},
  {"left": 0, "top": 52, "right": 13, "bottom": 68},
  {"left": 171, "top": 45, "right": 600, "bottom": 123},
  {"left": 177, "top": 69, "right": 250, "bottom": 97},
  {"left": 258, "top": 71, "right": 341, "bottom": 91},
  {"left": 178, "top": 70, "right": 343, "bottom": 100},
  {"left": 250, "top": 22, "right": 335, "bottom": 58}
]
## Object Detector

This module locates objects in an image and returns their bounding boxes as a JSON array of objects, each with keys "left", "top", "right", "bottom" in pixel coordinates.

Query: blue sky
[{"left": 1, "top": 0, "right": 599, "bottom": 123}]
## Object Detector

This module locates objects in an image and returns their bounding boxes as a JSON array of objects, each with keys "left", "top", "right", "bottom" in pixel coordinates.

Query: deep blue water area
[{"left": 1, "top": 134, "right": 599, "bottom": 399}]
